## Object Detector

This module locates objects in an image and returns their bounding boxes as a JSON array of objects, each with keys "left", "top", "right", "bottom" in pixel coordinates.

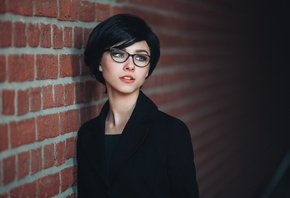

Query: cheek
[
  {"left": 99, "top": 54, "right": 112, "bottom": 71},
  {"left": 99, "top": 58, "right": 114, "bottom": 73},
  {"left": 146, "top": 67, "right": 150, "bottom": 77},
  {"left": 138, "top": 68, "right": 150, "bottom": 84},
  {"left": 145, "top": 66, "right": 150, "bottom": 78}
]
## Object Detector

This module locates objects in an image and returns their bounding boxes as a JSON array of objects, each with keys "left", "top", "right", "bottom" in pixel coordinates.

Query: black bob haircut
[{"left": 84, "top": 13, "right": 160, "bottom": 85}]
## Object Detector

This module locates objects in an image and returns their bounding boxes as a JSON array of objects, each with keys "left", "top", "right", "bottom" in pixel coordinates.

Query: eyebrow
[
  {"left": 134, "top": 49, "right": 149, "bottom": 55},
  {"left": 120, "top": 48, "right": 150, "bottom": 55}
]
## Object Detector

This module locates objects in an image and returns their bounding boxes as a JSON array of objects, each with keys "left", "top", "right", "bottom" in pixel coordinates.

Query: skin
[{"left": 99, "top": 41, "right": 150, "bottom": 134}]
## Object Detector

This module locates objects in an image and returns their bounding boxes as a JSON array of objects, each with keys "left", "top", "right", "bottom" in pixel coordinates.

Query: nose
[{"left": 123, "top": 56, "right": 135, "bottom": 71}]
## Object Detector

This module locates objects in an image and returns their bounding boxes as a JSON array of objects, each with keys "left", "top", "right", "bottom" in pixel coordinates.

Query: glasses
[{"left": 105, "top": 47, "right": 150, "bottom": 67}]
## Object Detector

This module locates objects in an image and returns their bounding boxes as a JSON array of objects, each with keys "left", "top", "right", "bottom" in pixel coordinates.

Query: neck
[{"left": 105, "top": 90, "right": 140, "bottom": 134}]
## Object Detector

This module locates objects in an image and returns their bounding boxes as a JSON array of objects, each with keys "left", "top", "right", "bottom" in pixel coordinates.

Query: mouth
[
  {"left": 120, "top": 75, "right": 135, "bottom": 83},
  {"left": 120, "top": 75, "right": 135, "bottom": 80}
]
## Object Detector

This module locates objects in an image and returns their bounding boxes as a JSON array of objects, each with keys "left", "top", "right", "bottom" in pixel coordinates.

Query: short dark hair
[{"left": 84, "top": 13, "right": 160, "bottom": 85}]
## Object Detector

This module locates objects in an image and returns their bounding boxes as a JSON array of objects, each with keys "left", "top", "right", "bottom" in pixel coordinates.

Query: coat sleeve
[{"left": 167, "top": 120, "right": 199, "bottom": 198}]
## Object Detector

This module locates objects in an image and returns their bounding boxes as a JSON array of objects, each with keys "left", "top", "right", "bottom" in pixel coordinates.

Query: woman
[{"left": 77, "top": 14, "right": 199, "bottom": 198}]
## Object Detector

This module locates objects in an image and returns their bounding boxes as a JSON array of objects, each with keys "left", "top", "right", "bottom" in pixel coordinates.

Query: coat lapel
[{"left": 109, "top": 91, "right": 158, "bottom": 178}]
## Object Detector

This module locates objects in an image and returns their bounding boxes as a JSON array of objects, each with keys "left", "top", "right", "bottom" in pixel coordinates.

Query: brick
[
  {"left": 40, "top": 24, "right": 51, "bottom": 48},
  {"left": 36, "top": 54, "right": 58, "bottom": 79},
  {"left": 0, "top": 21, "right": 12, "bottom": 47},
  {"left": 110, "top": 5, "right": 126, "bottom": 17},
  {"left": 66, "top": 137, "right": 76, "bottom": 159},
  {"left": 0, "top": 55, "right": 6, "bottom": 82},
  {"left": 3, "top": 155, "right": 16, "bottom": 184},
  {"left": 0, "top": 192, "right": 8, "bottom": 198},
  {"left": 17, "top": 89, "right": 29, "bottom": 115},
  {"left": 74, "top": 26, "right": 83, "bottom": 48},
  {"left": 8, "top": 54, "right": 34, "bottom": 82},
  {"left": 43, "top": 144, "right": 55, "bottom": 169},
  {"left": 55, "top": 141, "right": 66, "bottom": 166},
  {"left": 42, "top": 85, "right": 54, "bottom": 109},
  {"left": 53, "top": 25, "right": 63, "bottom": 49},
  {"left": 0, "top": 124, "right": 8, "bottom": 152},
  {"left": 60, "top": 109, "right": 79, "bottom": 133},
  {"left": 64, "top": 27, "right": 72, "bottom": 47},
  {"left": 31, "top": 148, "right": 42, "bottom": 174},
  {"left": 96, "top": 103, "right": 104, "bottom": 114},
  {"left": 59, "top": 54, "right": 80, "bottom": 77},
  {"left": 7, "top": 0, "right": 33, "bottom": 16},
  {"left": 54, "top": 84, "right": 65, "bottom": 107},
  {"left": 0, "top": 158, "right": 3, "bottom": 186},
  {"left": 2, "top": 89, "right": 15, "bottom": 115},
  {"left": 85, "top": 80, "right": 98, "bottom": 101},
  {"left": 17, "top": 151, "right": 30, "bottom": 179},
  {"left": 37, "top": 113, "right": 59, "bottom": 140},
  {"left": 27, "top": 23, "right": 40, "bottom": 47},
  {"left": 38, "top": 173, "right": 60, "bottom": 197},
  {"left": 64, "top": 83, "right": 75, "bottom": 105},
  {"left": 67, "top": 193, "right": 76, "bottom": 198},
  {"left": 95, "top": 3, "right": 111, "bottom": 21},
  {"left": 9, "top": 182, "right": 37, "bottom": 197},
  {"left": 29, "top": 87, "right": 41, "bottom": 111},
  {"left": 0, "top": 0, "right": 6, "bottom": 13},
  {"left": 148, "top": 86, "right": 193, "bottom": 106},
  {"left": 13, "top": 22, "right": 27, "bottom": 47},
  {"left": 75, "top": 82, "right": 85, "bottom": 103},
  {"left": 80, "top": 54, "right": 90, "bottom": 76},
  {"left": 83, "top": 28, "right": 92, "bottom": 48},
  {"left": 35, "top": 0, "right": 57, "bottom": 17},
  {"left": 78, "top": 0, "right": 95, "bottom": 22},
  {"left": 10, "top": 118, "right": 36, "bottom": 148},
  {"left": 58, "top": 0, "right": 78, "bottom": 21},
  {"left": 80, "top": 105, "right": 97, "bottom": 124},
  {"left": 71, "top": 55, "right": 81, "bottom": 75},
  {"left": 60, "top": 166, "right": 74, "bottom": 192}
]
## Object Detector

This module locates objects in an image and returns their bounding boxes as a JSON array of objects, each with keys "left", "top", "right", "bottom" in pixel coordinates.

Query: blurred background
[{"left": 0, "top": 0, "right": 288, "bottom": 197}]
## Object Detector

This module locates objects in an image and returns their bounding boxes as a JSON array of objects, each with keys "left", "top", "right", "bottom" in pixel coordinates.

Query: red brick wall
[{"left": 0, "top": 0, "right": 288, "bottom": 197}]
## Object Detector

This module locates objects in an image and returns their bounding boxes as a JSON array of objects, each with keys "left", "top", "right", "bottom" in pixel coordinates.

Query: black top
[
  {"left": 77, "top": 91, "right": 199, "bottom": 198},
  {"left": 105, "top": 134, "right": 121, "bottom": 173}
]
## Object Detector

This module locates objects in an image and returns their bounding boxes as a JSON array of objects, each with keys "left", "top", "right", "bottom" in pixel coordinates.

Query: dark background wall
[{"left": 0, "top": 0, "right": 288, "bottom": 197}]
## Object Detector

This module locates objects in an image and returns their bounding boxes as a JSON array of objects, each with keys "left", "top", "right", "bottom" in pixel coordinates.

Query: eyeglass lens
[{"left": 110, "top": 48, "right": 150, "bottom": 67}]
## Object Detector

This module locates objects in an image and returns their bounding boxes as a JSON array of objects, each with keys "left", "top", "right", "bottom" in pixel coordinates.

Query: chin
[{"left": 120, "top": 88, "right": 140, "bottom": 95}]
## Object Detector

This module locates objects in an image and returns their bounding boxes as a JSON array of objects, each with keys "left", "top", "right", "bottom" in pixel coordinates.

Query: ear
[
  {"left": 99, "top": 65, "right": 103, "bottom": 72},
  {"left": 145, "top": 72, "right": 149, "bottom": 78}
]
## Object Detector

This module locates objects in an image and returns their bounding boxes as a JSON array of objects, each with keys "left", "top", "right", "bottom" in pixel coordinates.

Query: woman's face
[{"left": 99, "top": 41, "right": 150, "bottom": 96}]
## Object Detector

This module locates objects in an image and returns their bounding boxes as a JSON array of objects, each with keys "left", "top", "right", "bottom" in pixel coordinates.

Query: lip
[{"left": 119, "top": 75, "right": 135, "bottom": 83}]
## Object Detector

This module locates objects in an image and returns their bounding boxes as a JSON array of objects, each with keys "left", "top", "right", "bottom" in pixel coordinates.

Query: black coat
[{"left": 77, "top": 91, "right": 199, "bottom": 198}]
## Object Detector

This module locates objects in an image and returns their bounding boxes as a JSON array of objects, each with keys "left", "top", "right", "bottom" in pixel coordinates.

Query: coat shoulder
[
  {"left": 78, "top": 116, "right": 100, "bottom": 137},
  {"left": 153, "top": 110, "right": 190, "bottom": 136},
  {"left": 156, "top": 110, "right": 188, "bottom": 128}
]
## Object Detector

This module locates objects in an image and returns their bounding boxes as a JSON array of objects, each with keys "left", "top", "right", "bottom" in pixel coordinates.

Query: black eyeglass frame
[{"left": 104, "top": 47, "right": 151, "bottom": 67}]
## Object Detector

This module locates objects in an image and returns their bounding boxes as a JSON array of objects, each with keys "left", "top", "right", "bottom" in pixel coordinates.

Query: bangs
[{"left": 103, "top": 24, "right": 147, "bottom": 50}]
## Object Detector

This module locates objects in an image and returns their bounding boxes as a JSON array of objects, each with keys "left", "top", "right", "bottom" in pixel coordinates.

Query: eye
[
  {"left": 135, "top": 54, "right": 148, "bottom": 62},
  {"left": 112, "top": 50, "right": 125, "bottom": 58}
]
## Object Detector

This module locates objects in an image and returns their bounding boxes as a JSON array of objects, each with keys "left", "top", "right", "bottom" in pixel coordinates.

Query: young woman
[{"left": 77, "top": 14, "right": 199, "bottom": 198}]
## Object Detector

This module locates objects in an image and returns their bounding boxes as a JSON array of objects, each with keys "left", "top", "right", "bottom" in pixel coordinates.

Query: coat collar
[
  {"left": 109, "top": 91, "right": 158, "bottom": 178},
  {"left": 82, "top": 91, "right": 158, "bottom": 182}
]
